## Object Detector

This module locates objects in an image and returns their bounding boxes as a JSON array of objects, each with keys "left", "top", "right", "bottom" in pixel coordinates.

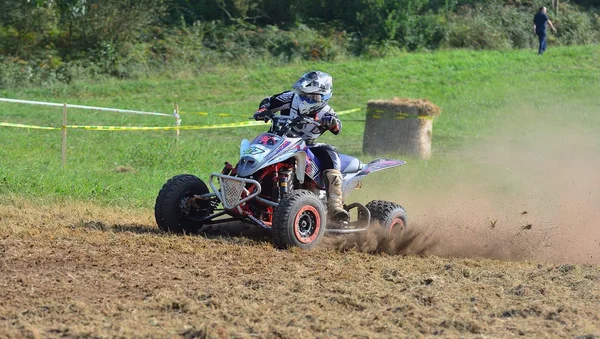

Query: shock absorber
[
  {"left": 278, "top": 168, "right": 292, "bottom": 197},
  {"left": 272, "top": 172, "right": 280, "bottom": 202}
]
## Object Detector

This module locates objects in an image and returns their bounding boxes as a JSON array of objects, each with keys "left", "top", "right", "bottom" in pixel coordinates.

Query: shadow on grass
[{"left": 199, "top": 223, "right": 272, "bottom": 243}]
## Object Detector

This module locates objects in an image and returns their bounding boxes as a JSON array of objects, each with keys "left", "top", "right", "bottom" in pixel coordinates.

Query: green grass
[{"left": 1, "top": 45, "right": 599, "bottom": 208}]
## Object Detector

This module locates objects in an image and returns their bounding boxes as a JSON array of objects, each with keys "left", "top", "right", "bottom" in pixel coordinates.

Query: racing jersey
[{"left": 258, "top": 91, "right": 342, "bottom": 144}]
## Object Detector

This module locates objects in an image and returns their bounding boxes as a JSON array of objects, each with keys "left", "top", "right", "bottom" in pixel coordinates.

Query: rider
[{"left": 253, "top": 71, "right": 349, "bottom": 222}]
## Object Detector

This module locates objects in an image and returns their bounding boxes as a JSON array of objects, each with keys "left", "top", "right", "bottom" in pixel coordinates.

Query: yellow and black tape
[
  {"left": 370, "top": 109, "right": 434, "bottom": 120},
  {"left": 1, "top": 120, "right": 266, "bottom": 131},
  {"left": 180, "top": 107, "right": 364, "bottom": 117},
  {"left": 180, "top": 111, "right": 243, "bottom": 117},
  {"left": 371, "top": 113, "right": 433, "bottom": 120},
  {"left": 337, "top": 108, "right": 363, "bottom": 115},
  {"left": 66, "top": 120, "right": 266, "bottom": 131},
  {"left": 1, "top": 108, "right": 366, "bottom": 132},
  {"left": 0, "top": 122, "right": 62, "bottom": 130},
  {"left": 67, "top": 125, "right": 180, "bottom": 131}
]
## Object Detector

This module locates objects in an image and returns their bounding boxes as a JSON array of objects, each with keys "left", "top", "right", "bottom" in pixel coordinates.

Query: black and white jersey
[{"left": 258, "top": 91, "right": 342, "bottom": 144}]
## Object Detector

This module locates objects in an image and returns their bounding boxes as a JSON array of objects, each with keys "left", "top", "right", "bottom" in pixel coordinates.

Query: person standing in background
[{"left": 533, "top": 6, "right": 557, "bottom": 55}]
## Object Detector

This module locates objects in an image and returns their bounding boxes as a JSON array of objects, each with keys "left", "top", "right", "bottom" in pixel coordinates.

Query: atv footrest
[
  {"left": 325, "top": 226, "right": 369, "bottom": 234},
  {"left": 325, "top": 202, "right": 371, "bottom": 234}
]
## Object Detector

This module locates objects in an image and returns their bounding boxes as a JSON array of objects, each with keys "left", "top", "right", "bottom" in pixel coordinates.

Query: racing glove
[
  {"left": 253, "top": 108, "right": 270, "bottom": 122},
  {"left": 320, "top": 115, "right": 339, "bottom": 130}
]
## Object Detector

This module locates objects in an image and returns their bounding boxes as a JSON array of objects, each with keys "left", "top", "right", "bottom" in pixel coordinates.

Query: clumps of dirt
[
  {"left": 342, "top": 178, "right": 598, "bottom": 263},
  {"left": 321, "top": 222, "right": 435, "bottom": 255},
  {"left": 115, "top": 165, "right": 135, "bottom": 173},
  {"left": 322, "top": 220, "right": 544, "bottom": 261},
  {"left": 346, "top": 105, "right": 600, "bottom": 264}
]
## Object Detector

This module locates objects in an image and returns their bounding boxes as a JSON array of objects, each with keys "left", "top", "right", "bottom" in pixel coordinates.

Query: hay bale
[{"left": 362, "top": 98, "right": 440, "bottom": 159}]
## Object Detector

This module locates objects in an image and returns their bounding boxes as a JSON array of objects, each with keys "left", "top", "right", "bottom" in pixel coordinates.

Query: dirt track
[{"left": 1, "top": 202, "right": 599, "bottom": 338}]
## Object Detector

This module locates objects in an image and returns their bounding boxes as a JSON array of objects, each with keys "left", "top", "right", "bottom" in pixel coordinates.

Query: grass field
[
  {"left": 1, "top": 45, "right": 600, "bottom": 337},
  {"left": 1, "top": 45, "right": 599, "bottom": 207}
]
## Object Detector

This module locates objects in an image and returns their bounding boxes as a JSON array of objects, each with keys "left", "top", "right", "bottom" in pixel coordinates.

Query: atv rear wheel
[
  {"left": 272, "top": 190, "right": 326, "bottom": 249},
  {"left": 366, "top": 200, "right": 407, "bottom": 236},
  {"left": 155, "top": 174, "right": 212, "bottom": 234}
]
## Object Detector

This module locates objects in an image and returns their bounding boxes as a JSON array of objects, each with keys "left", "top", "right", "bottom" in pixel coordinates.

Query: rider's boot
[{"left": 324, "top": 169, "right": 350, "bottom": 226}]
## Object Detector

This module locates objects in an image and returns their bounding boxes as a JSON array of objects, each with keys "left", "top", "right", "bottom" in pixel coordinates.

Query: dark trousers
[
  {"left": 309, "top": 144, "right": 341, "bottom": 171},
  {"left": 537, "top": 31, "right": 547, "bottom": 55}
]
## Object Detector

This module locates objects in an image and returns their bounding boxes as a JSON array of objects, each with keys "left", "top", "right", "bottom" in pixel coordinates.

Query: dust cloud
[{"left": 330, "top": 106, "right": 600, "bottom": 264}]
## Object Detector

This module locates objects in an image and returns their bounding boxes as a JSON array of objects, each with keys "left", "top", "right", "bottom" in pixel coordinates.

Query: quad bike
[{"left": 155, "top": 113, "right": 408, "bottom": 249}]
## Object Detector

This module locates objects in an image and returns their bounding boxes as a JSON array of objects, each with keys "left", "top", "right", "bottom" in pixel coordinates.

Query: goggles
[{"left": 298, "top": 92, "right": 331, "bottom": 104}]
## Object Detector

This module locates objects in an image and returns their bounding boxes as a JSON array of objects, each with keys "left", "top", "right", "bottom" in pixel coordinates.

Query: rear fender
[
  {"left": 359, "top": 158, "right": 406, "bottom": 176},
  {"left": 342, "top": 158, "right": 405, "bottom": 198}
]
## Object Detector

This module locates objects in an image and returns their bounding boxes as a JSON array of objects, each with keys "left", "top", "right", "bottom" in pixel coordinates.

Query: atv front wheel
[
  {"left": 155, "top": 174, "right": 212, "bottom": 234},
  {"left": 272, "top": 190, "right": 326, "bottom": 249},
  {"left": 366, "top": 200, "right": 407, "bottom": 236}
]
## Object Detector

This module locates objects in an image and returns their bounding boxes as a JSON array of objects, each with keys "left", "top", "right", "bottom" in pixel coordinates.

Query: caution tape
[
  {"left": 1, "top": 120, "right": 266, "bottom": 131},
  {"left": 180, "top": 107, "right": 364, "bottom": 117},
  {"left": 336, "top": 108, "right": 363, "bottom": 115},
  {"left": 66, "top": 121, "right": 266, "bottom": 131},
  {"left": 180, "top": 111, "right": 243, "bottom": 117},
  {"left": 369, "top": 109, "right": 435, "bottom": 120},
  {"left": 0, "top": 98, "right": 174, "bottom": 117},
  {"left": 66, "top": 125, "right": 180, "bottom": 131},
  {"left": 0, "top": 122, "right": 61, "bottom": 130},
  {"left": 1, "top": 108, "right": 367, "bottom": 132},
  {"left": 371, "top": 113, "right": 433, "bottom": 120}
]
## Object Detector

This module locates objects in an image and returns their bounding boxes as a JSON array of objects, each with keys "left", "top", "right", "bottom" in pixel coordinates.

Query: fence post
[
  {"left": 61, "top": 104, "right": 68, "bottom": 167},
  {"left": 174, "top": 103, "right": 181, "bottom": 139}
]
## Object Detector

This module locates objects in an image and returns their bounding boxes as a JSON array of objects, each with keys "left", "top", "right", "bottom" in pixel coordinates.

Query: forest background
[{"left": 1, "top": 0, "right": 599, "bottom": 89}]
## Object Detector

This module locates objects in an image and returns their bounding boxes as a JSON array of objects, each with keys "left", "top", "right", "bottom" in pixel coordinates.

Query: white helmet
[{"left": 292, "top": 71, "right": 333, "bottom": 115}]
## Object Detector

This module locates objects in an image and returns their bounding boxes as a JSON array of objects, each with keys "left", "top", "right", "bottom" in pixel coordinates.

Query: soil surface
[{"left": 1, "top": 202, "right": 599, "bottom": 338}]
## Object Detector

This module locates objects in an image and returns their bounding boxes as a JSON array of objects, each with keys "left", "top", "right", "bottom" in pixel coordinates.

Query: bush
[
  {"left": 555, "top": 4, "right": 600, "bottom": 45},
  {"left": 499, "top": 6, "right": 537, "bottom": 49},
  {"left": 198, "top": 21, "right": 352, "bottom": 64},
  {"left": 441, "top": 2, "right": 600, "bottom": 50},
  {"left": 407, "top": 13, "right": 449, "bottom": 50},
  {"left": 1, "top": 0, "right": 599, "bottom": 88},
  {"left": 443, "top": 6, "right": 512, "bottom": 50}
]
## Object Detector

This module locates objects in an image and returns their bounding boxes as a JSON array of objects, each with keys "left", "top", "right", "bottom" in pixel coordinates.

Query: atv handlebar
[{"left": 254, "top": 112, "right": 321, "bottom": 136}]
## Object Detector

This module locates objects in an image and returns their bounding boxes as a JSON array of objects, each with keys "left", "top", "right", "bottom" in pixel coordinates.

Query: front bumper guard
[{"left": 209, "top": 173, "right": 262, "bottom": 210}]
